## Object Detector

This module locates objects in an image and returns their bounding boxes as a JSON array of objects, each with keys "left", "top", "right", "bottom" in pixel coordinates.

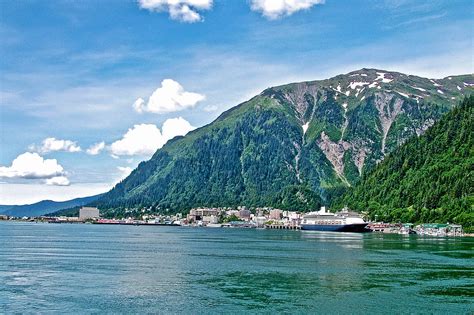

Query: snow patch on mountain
[
  {"left": 396, "top": 91, "right": 409, "bottom": 98},
  {"left": 412, "top": 86, "right": 426, "bottom": 92},
  {"left": 368, "top": 82, "right": 378, "bottom": 88},
  {"left": 348, "top": 82, "right": 370, "bottom": 89},
  {"left": 430, "top": 79, "right": 441, "bottom": 87},
  {"left": 376, "top": 72, "right": 393, "bottom": 83},
  {"left": 302, "top": 122, "right": 309, "bottom": 134}
]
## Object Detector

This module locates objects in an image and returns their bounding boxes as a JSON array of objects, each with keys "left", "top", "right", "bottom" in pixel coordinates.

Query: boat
[
  {"left": 300, "top": 207, "right": 370, "bottom": 232},
  {"left": 206, "top": 223, "right": 222, "bottom": 228},
  {"left": 399, "top": 223, "right": 417, "bottom": 235}
]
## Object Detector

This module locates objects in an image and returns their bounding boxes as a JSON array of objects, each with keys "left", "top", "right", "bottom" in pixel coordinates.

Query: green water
[{"left": 0, "top": 221, "right": 473, "bottom": 314}]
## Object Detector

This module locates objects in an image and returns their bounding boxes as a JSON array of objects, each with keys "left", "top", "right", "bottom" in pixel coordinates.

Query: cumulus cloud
[
  {"left": 109, "top": 117, "right": 195, "bottom": 156},
  {"left": 250, "top": 0, "right": 324, "bottom": 20},
  {"left": 86, "top": 141, "right": 106, "bottom": 155},
  {"left": 0, "top": 152, "right": 66, "bottom": 179},
  {"left": 132, "top": 98, "right": 146, "bottom": 113},
  {"left": 30, "top": 137, "right": 81, "bottom": 154},
  {"left": 138, "top": 0, "right": 213, "bottom": 23},
  {"left": 161, "top": 117, "right": 195, "bottom": 140},
  {"left": 109, "top": 124, "right": 163, "bottom": 156},
  {"left": 133, "top": 79, "right": 205, "bottom": 114},
  {"left": 45, "top": 176, "right": 70, "bottom": 186}
]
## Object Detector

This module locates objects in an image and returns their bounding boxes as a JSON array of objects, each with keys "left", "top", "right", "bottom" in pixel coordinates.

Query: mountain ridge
[{"left": 0, "top": 194, "right": 103, "bottom": 217}]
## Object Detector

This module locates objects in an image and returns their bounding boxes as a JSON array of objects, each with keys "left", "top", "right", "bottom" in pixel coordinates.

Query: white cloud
[
  {"left": 250, "top": 0, "right": 325, "bottom": 20},
  {"left": 132, "top": 97, "right": 146, "bottom": 113},
  {"left": 133, "top": 79, "right": 205, "bottom": 114},
  {"left": 86, "top": 141, "right": 105, "bottom": 155},
  {"left": 45, "top": 176, "right": 70, "bottom": 186},
  {"left": 0, "top": 152, "right": 65, "bottom": 179},
  {"left": 161, "top": 117, "right": 195, "bottom": 140},
  {"left": 109, "top": 117, "right": 195, "bottom": 156},
  {"left": 31, "top": 137, "right": 81, "bottom": 154},
  {"left": 203, "top": 105, "right": 218, "bottom": 112},
  {"left": 138, "top": 0, "right": 213, "bottom": 23},
  {"left": 109, "top": 124, "right": 163, "bottom": 156}
]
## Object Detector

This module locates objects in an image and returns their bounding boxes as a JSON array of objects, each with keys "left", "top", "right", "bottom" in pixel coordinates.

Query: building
[
  {"left": 253, "top": 216, "right": 267, "bottom": 227},
  {"left": 202, "top": 215, "right": 219, "bottom": 224},
  {"left": 283, "top": 211, "right": 301, "bottom": 225},
  {"left": 269, "top": 209, "right": 282, "bottom": 220},
  {"left": 79, "top": 207, "right": 100, "bottom": 220},
  {"left": 225, "top": 210, "right": 239, "bottom": 217},
  {"left": 187, "top": 208, "right": 220, "bottom": 222},
  {"left": 237, "top": 209, "right": 251, "bottom": 220}
]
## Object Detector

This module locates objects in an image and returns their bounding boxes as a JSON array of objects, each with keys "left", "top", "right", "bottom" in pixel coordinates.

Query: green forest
[{"left": 334, "top": 96, "right": 474, "bottom": 231}]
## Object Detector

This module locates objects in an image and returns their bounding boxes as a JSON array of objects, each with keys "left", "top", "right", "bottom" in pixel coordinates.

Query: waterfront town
[{"left": 0, "top": 205, "right": 466, "bottom": 237}]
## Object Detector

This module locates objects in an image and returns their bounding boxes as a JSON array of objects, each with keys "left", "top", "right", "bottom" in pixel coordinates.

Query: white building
[
  {"left": 253, "top": 216, "right": 267, "bottom": 227},
  {"left": 79, "top": 207, "right": 100, "bottom": 220}
]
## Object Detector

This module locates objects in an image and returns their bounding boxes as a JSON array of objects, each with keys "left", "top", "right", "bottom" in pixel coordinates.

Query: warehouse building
[{"left": 79, "top": 207, "right": 100, "bottom": 220}]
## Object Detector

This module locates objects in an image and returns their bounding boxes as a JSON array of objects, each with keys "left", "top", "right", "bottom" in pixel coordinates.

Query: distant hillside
[
  {"left": 0, "top": 194, "right": 103, "bottom": 217},
  {"left": 96, "top": 68, "right": 473, "bottom": 216},
  {"left": 334, "top": 96, "right": 473, "bottom": 231},
  {"left": 46, "top": 206, "right": 82, "bottom": 217}
]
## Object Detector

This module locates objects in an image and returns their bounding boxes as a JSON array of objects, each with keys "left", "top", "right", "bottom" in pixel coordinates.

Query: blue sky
[{"left": 0, "top": 0, "right": 473, "bottom": 204}]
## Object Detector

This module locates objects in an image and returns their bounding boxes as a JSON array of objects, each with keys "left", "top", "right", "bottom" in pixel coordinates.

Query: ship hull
[{"left": 301, "top": 223, "right": 370, "bottom": 233}]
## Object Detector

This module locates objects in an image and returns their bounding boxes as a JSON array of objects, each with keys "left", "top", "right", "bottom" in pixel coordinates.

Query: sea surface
[{"left": 0, "top": 221, "right": 473, "bottom": 314}]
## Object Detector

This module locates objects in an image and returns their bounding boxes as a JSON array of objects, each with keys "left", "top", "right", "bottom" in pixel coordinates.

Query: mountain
[
  {"left": 0, "top": 194, "right": 103, "bottom": 217},
  {"left": 333, "top": 96, "right": 473, "bottom": 232},
  {"left": 96, "top": 69, "right": 473, "bottom": 215}
]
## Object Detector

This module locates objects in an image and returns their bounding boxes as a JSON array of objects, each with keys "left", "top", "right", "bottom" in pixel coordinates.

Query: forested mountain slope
[
  {"left": 334, "top": 96, "right": 473, "bottom": 231},
  {"left": 96, "top": 69, "right": 473, "bottom": 214}
]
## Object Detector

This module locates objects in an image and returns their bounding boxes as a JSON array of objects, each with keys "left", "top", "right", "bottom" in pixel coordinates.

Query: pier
[{"left": 265, "top": 224, "right": 301, "bottom": 230}]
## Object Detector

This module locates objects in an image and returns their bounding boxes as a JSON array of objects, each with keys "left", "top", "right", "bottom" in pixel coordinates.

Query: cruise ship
[{"left": 300, "top": 207, "right": 370, "bottom": 232}]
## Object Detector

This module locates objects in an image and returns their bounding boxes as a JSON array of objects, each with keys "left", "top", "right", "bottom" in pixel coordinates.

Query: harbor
[{"left": 0, "top": 205, "right": 467, "bottom": 237}]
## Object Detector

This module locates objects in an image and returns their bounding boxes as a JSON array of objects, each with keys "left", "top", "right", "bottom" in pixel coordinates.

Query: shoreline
[{"left": 1, "top": 220, "right": 472, "bottom": 237}]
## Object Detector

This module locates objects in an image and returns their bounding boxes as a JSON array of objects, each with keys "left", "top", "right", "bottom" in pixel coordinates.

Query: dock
[{"left": 265, "top": 224, "right": 301, "bottom": 230}]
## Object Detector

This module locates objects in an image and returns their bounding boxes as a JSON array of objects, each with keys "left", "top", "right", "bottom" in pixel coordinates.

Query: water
[{"left": 0, "top": 222, "right": 473, "bottom": 314}]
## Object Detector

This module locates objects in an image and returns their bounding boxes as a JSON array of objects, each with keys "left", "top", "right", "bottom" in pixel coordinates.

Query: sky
[{"left": 0, "top": 0, "right": 473, "bottom": 204}]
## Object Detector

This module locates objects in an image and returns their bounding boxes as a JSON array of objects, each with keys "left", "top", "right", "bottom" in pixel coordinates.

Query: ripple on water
[{"left": 1, "top": 222, "right": 473, "bottom": 314}]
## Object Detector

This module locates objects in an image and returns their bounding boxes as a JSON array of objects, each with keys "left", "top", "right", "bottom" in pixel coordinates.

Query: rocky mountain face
[{"left": 97, "top": 69, "right": 473, "bottom": 213}]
